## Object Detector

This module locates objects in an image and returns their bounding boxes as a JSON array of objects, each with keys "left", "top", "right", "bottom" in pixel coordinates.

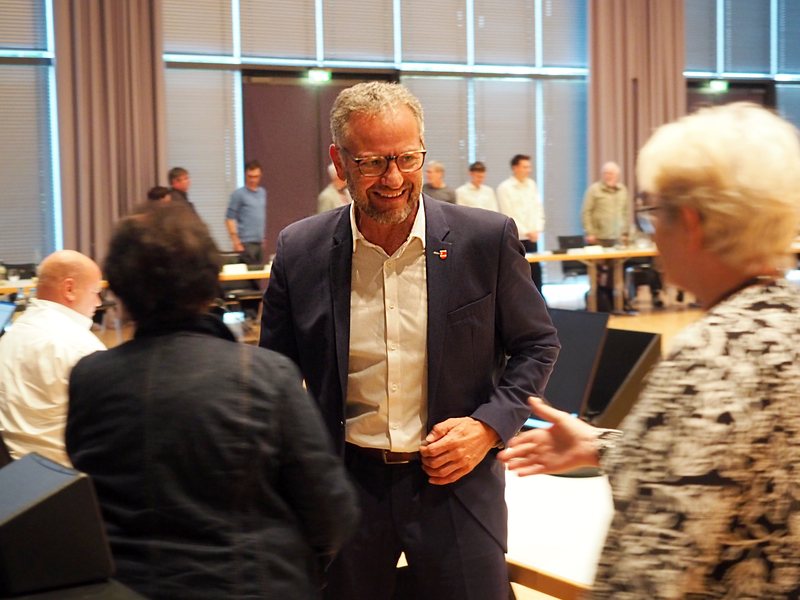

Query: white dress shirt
[
  {"left": 496, "top": 176, "right": 544, "bottom": 238},
  {"left": 0, "top": 299, "right": 106, "bottom": 466},
  {"left": 455, "top": 182, "right": 498, "bottom": 212},
  {"left": 347, "top": 198, "right": 428, "bottom": 452}
]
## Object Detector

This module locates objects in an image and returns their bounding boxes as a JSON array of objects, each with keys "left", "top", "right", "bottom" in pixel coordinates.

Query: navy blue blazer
[{"left": 260, "top": 197, "right": 559, "bottom": 548}]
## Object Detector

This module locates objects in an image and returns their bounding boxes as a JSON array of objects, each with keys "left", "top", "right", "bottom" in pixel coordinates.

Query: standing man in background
[
  {"left": 581, "top": 162, "right": 629, "bottom": 246},
  {"left": 260, "top": 81, "right": 559, "bottom": 600},
  {"left": 422, "top": 160, "right": 456, "bottom": 204},
  {"left": 0, "top": 250, "right": 105, "bottom": 467},
  {"left": 168, "top": 167, "right": 195, "bottom": 211},
  {"left": 497, "top": 154, "right": 545, "bottom": 292},
  {"left": 455, "top": 161, "right": 497, "bottom": 211},
  {"left": 318, "top": 162, "right": 351, "bottom": 214},
  {"left": 226, "top": 160, "right": 267, "bottom": 266}
]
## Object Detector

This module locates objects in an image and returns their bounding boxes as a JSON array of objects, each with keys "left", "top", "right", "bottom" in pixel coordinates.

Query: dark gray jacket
[{"left": 67, "top": 315, "right": 358, "bottom": 600}]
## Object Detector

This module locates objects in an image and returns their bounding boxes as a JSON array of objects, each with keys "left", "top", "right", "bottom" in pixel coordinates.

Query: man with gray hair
[
  {"left": 0, "top": 250, "right": 105, "bottom": 466},
  {"left": 581, "top": 161, "right": 629, "bottom": 245},
  {"left": 422, "top": 160, "right": 456, "bottom": 204},
  {"left": 317, "top": 162, "right": 351, "bottom": 214},
  {"left": 261, "top": 81, "right": 559, "bottom": 599}
]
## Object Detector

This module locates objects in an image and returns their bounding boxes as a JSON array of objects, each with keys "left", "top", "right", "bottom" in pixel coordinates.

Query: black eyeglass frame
[{"left": 339, "top": 146, "right": 427, "bottom": 177}]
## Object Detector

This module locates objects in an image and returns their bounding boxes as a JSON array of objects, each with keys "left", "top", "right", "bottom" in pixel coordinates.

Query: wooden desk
[
  {"left": 218, "top": 267, "right": 270, "bottom": 282},
  {"left": 0, "top": 279, "right": 36, "bottom": 296},
  {"left": 1, "top": 270, "right": 272, "bottom": 297},
  {"left": 528, "top": 247, "right": 659, "bottom": 312}
]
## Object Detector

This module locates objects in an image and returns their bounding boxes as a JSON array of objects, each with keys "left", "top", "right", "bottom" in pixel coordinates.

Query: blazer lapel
[
  {"left": 424, "top": 199, "right": 452, "bottom": 408},
  {"left": 330, "top": 209, "right": 353, "bottom": 407}
]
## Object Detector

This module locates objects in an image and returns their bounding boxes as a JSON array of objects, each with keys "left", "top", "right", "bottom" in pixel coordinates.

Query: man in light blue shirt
[{"left": 225, "top": 160, "right": 267, "bottom": 265}]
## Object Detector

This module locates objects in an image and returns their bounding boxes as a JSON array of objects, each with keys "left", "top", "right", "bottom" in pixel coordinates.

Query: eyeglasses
[
  {"left": 634, "top": 192, "right": 668, "bottom": 234},
  {"left": 339, "top": 147, "right": 427, "bottom": 177}
]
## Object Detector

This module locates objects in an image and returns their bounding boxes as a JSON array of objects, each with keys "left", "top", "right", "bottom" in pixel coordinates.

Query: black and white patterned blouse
[{"left": 592, "top": 278, "right": 800, "bottom": 600}]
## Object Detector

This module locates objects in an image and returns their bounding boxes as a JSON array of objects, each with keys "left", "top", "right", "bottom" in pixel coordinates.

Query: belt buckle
[{"left": 382, "top": 449, "right": 410, "bottom": 465}]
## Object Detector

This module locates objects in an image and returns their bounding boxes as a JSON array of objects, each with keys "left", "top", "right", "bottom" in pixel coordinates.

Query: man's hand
[
  {"left": 498, "top": 397, "right": 599, "bottom": 476},
  {"left": 585, "top": 235, "right": 596, "bottom": 245},
  {"left": 233, "top": 239, "right": 244, "bottom": 252},
  {"left": 527, "top": 231, "right": 540, "bottom": 243},
  {"left": 419, "top": 417, "right": 500, "bottom": 485}
]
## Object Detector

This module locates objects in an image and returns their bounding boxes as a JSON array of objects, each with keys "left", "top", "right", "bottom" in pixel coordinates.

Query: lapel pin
[{"left": 433, "top": 250, "right": 447, "bottom": 260}]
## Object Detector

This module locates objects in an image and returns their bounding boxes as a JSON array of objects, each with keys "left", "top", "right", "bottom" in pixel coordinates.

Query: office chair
[{"left": 3, "top": 263, "right": 37, "bottom": 280}]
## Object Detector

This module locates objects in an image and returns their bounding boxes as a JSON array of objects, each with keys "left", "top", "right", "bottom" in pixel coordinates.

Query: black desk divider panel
[
  {"left": 8, "top": 580, "right": 147, "bottom": 600},
  {"left": 0, "top": 454, "right": 114, "bottom": 598},
  {"left": 583, "top": 328, "right": 661, "bottom": 429},
  {"left": 540, "top": 309, "right": 610, "bottom": 416}
]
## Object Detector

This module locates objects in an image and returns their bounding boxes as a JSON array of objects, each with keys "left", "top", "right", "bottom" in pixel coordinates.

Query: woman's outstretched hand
[{"left": 498, "top": 397, "right": 601, "bottom": 476}]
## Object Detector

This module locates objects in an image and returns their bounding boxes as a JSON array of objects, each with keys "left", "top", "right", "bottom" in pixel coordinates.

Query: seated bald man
[{"left": 0, "top": 250, "right": 105, "bottom": 466}]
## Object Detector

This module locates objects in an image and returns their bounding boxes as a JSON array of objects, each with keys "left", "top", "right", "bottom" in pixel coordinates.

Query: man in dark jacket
[{"left": 261, "top": 82, "right": 559, "bottom": 600}]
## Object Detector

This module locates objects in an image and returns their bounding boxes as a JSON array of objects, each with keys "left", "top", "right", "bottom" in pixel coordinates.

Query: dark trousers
[
  {"left": 520, "top": 239, "right": 543, "bottom": 293},
  {"left": 240, "top": 242, "right": 263, "bottom": 266},
  {"left": 324, "top": 445, "right": 509, "bottom": 600}
]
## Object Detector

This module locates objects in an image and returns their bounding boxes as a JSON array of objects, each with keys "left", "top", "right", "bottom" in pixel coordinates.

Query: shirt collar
[
  {"left": 350, "top": 195, "right": 427, "bottom": 253},
  {"left": 511, "top": 176, "right": 530, "bottom": 188},
  {"left": 30, "top": 298, "right": 94, "bottom": 330},
  {"left": 600, "top": 181, "right": 619, "bottom": 192}
]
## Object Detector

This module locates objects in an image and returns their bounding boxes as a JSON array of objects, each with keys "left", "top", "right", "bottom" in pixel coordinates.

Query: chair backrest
[
  {"left": 0, "top": 430, "right": 13, "bottom": 468},
  {"left": 3, "top": 263, "right": 37, "bottom": 280},
  {"left": 557, "top": 235, "right": 588, "bottom": 277}
]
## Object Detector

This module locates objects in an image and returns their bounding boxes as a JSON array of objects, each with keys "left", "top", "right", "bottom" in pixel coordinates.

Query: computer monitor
[
  {"left": 584, "top": 328, "right": 661, "bottom": 429},
  {"left": 0, "top": 302, "right": 15, "bottom": 338},
  {"left": 557, "top": 235, "right": 585, "bottom": 250},
  {"left": 525, "top": 308, "right": 609, "bottom": 428}
]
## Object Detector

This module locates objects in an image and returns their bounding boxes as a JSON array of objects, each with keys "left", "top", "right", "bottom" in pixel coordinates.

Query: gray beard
[{"left": 349, "top": 185, "right": 420, "bottom": 226}]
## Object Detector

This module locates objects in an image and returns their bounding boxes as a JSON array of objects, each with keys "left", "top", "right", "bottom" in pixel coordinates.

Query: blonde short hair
[
  {"left": 330, "top": 81, "right": 424, "bottom": 148},
  {"left": 637, "top": 103, "right": 800, "bottom": 274}
]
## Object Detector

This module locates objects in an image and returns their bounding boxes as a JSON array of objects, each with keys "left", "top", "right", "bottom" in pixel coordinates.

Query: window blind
[
  {"left": 542, "top": 79, "right": 587, "bottom": 282},
  {"left": 0, "top": 65, "right": 53, "bottom": 263},
  {"left": 400, "top": 0, "right": 467, "bottom": 64},
  {"left": 473, "top": 78, "right": 536, "bottom": 190},
  {"left": 165, "top": 68, "right": 238, "bottom": 250},
  {"left": 778, "top": 0, "right": 800, "bottom": 74},
  {"left": 401, "top": 76, "right": 469, "bottom": 187},
  {"left": 322, "top": 0, "right": 394, "bottom": 62},
  {"left": 685, "top": 0, "right": 717, "bottom": 72},
  {"left": 725, "top": 0, "right": 770, "bottom": 74},
  {"left": 0, "top": 0, "right": 46, "bottom": 50},
  {"left": 473, "top": 0, "right": 536, "bottom": 67},
  {"left": 162, "top": 0, "right": 233, "bottom": 56},
  {"left": 541, "top": 0, "right": 587, "bottom": 68},
  {"left": 240, "top": 0, "right": 316, "bottom": 60}
]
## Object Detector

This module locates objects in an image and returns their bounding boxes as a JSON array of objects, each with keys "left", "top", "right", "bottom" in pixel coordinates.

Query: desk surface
[
  {"left": 506, "top": 471, "right": 613, "bottom": 589},
  {"left": 1, "top": 269, "right": 273, "bottom": 295},
  {"left": 527, "top": 247, "right": 658, "bottom": 263}
]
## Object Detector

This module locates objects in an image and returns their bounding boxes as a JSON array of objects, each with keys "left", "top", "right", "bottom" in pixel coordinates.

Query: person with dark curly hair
[{"left": 65, "top": 202, "right": 359, "bottom": 600}]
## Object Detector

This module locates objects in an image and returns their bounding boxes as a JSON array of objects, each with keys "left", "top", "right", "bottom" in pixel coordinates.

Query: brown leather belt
[{"left": 348, "top": 443, "right": 421, "bottom": 464}]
